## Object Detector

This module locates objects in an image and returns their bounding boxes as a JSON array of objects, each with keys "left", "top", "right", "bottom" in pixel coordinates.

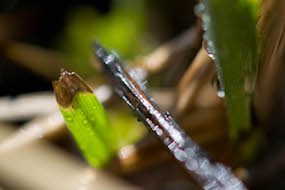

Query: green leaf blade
[
  {"left": 201, "top": 0, "right": 260, "bottom": 138},
  {"left": 53, "top": 71, "right": 115, "bottom": 167},
  {"left": 59, "top": 92, "right": 115, "bottom": 167}
]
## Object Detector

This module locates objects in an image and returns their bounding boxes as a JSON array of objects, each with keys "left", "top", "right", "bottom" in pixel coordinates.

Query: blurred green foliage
[
  {"left": 108, "top": 110, "right": 147, "bottom": 149},
  {"left": 58, "top": 0, "right": 147, "bottom": 78}
]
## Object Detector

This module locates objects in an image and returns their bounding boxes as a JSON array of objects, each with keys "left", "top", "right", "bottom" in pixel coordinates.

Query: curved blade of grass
[
  {"left": 200, "top": 0, "right": 260, "bottom": 138},
  {"left": 53, "top": 71, "right": 116, "bottom": 167}
]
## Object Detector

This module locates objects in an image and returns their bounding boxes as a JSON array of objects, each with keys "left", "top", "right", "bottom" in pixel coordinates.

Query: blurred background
[
  {"left": 0, "top": 0, "right": 196, "bottom": 96},
  {"left": 0, "top": 0, "right": 284, "bottom": 190}
]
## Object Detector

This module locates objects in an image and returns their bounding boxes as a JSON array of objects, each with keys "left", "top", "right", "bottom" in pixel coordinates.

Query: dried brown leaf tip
[{"left": 52, "top": 69, "right": 93, "bottom": 108}]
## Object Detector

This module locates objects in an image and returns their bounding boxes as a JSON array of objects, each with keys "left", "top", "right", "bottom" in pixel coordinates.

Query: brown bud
[{"left": 53, "top": 69, "right": 93, "bottom": 108}]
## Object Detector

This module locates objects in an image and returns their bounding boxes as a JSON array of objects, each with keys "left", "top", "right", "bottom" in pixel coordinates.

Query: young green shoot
[{"left": 53, "top": 70, "right": 116, "bottom": 167}]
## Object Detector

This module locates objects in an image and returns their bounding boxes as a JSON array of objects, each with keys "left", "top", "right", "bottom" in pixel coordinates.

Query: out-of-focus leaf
[
  {"left": 201, "top": 0, "right": 260, "bottom": 138},
  {"left": 256, "top": 0, "right": 285, "bottom": 127},
  {"left": 108, "top": 111, "right": 147, "bottom": 149}
]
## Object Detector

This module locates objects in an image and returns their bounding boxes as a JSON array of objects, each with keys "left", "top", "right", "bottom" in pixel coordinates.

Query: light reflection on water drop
[
  {"left": 186, "top": 159, "right": 199, "bottom": 171},
  {"left": 119, "top": 145, "right": 136, "bottom": 159},
  {"left": 174, "top": 149, "right": 188, "bottom": 162},
  {"left": 199, "top": 0, "right": 228, "bottom": 101},
  {"left": 194, "top": 3, "right": 205, "bottom": 17},
  {"left": 203, "top": 39, "right": 216, "bottom": 60},
  {"left": 215, "top": 79, "right": 225, "bottom": 98},
  {"left": 211, "top": 75, "right": 225, "bottom": 99},
  {"left": 197, "top": 1, "right": 217, "bottom": 62},
  {"left": 217, "top": 90, "right": 225, "bottom": 98}
]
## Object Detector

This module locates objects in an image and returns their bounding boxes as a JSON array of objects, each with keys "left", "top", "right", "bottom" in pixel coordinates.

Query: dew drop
[
  {"left": 185, "top": 147, "right": 195, "bottom": 158},
  {"left": 217, "top": 90, "right": 225, "bottom": 98},
  {"left": 156, "top": 128, "right": 163, "bottom": 136},
  {"left": 174, "top": 149, "right": 188, "bottom": 162},
  {"left": 164, "top": 137, "right": 171, "bottom": 146},
  {"left": 199, "top": 158, "right": 210, "bottom": 169},
  {"left": 203, "top": 40, "right": 216, "bottom": 60},
  {"left": 216, "top": 79, "right": 225, "bottom": 98},
  {"left": 168, "top": 142, "right": 177, "bottom": 151},
  {"left": 83, "top": 120, "right": 88, "bottom": 125},
  {"left": 201, "top": 14, "right": 211, "bottom": 30},
  {"left": 211, "top": 76, "right": 225, "bottom": 98},
  {"left": 194, "top": 3, "right": 205, "bottom": 17},
  {"left": 95, "top": 47, "right": 105, "bottom": 57},
  {"left": 186, "top": 159, "right": 199, "bottom": 171},
  {"left": 110, "top": 50, "right": 120, "bottom": 59},
  {"left": 103, "top": 54, "right": 115, "bottom": 64}
]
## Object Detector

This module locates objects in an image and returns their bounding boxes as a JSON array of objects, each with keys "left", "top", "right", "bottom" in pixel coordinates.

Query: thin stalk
[{"left": 93, "top": 42, "right": 247, "bottom": 190}]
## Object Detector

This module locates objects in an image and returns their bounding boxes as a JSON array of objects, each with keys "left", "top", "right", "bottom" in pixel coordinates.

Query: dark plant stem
[{"left": 93, "top": 41, "right": 247, "bottom": 190}]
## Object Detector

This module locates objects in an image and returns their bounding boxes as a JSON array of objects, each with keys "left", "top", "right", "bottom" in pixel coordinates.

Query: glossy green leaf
[
  {"left": 59, "top": 92, "right": 116, "bottom": 167},
  {"left": 201, "top": 0, "right": 260, "bottom": 138},
  {"left": 53, "top": 71, "right": 146, "bottom": 167}
]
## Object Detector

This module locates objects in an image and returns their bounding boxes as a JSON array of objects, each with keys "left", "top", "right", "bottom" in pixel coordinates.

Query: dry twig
[
  {"left": 2, "top": 42, "right": 65, "bottom": 79},
  {"left": 133, "top": 27, "right": 201, "bottom": 75},
  {"left": 175, "top": 47, "right": 216, "bottom": 116},
  {"left": 0, "top": 92, "right": 57, "bottom": 121}
]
